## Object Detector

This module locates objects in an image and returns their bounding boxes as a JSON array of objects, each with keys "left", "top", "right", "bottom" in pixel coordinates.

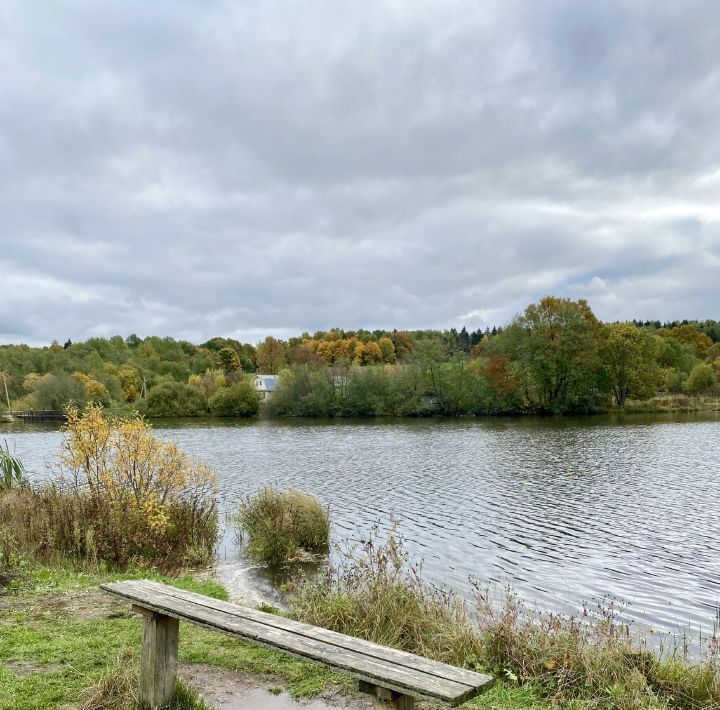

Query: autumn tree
[
  {"left": 377, "top": 337, "right": 396, "bottom": 363},
  {"left": 499, "top": 296, "right": 605, "bottom": 413},
  {"left": 361, "top": 340, "right": 383, "bottom": 365},
  {"left": 484, "top": 354, "right": 517, "bottom": 397},
  {"left": 217, "top": 347, "right": 242, "bottom": 375},
  {"left": 600, "top": 323, "right": 660, "bottom": 406},
  {"left": 659, "top": 324, "right": 713, "bottom": 357},
  {"left": 117, "top": 367, "right": 141, "bottom": 402},
  {"left": 390, "top": 331, "right": 414, "bottom": 361},
  {"left": 256, "top": 336, "right": 288, "bottom": 374},
  {"left": 72, "top": 372, "right": 112, "bottom": 406}
]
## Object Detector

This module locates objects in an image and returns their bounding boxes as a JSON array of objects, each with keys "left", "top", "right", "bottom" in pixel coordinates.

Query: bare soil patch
[
  {"left": 3, "top": 659, "right": 61, "bottom": 676},
  {"left": 179, "top": 664, "right": 371, "bottom": 710}
]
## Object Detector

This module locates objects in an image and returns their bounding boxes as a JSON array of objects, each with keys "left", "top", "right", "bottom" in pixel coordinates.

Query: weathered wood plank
[
  {"left": 112, "top": 581, "right": 468, "bottom": 703},
  {"left": 126, "top": 580, "right": 490, "bottom": 701},
  {"left": 110, "top": 579, "right": 491, "bottom": 689},
  {"left": 102, "top": 580, "right": 491, "bottom": 705},
  {"left": 138, "top": 608, "right": 178, "bottom": 710},
  {"left": 103, "top": 581, "right": 485, "bottom": 705}
]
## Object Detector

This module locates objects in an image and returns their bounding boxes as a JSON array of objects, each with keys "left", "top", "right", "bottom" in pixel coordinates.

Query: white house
[{"left": 253, "top": 374, "right": 279, "bottom": 400}]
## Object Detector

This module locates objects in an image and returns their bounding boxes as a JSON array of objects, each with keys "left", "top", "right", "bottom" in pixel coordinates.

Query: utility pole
[{"left": 1, "top": 373, "right": 10, "bottom": 412}]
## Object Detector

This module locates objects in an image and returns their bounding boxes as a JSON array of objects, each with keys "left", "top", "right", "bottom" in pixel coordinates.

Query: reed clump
[
  {"left": 288, "top": 523, "right": 720, "bottom": 709},
  {"left": 0, "top": 405, "right": 218, "bottom": 572},
  {"left": 236, "top": 487, "right": 329, "bottom": 566}
]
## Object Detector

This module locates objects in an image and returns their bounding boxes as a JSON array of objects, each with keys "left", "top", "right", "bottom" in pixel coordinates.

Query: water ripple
[{"left": 3, "top": 414, "right": 719, "bottom": 637}]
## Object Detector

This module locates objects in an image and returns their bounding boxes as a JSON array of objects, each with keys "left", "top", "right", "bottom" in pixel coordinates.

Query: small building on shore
[{"left": 253, "top": 374, "right": 279, "bottom": 400}]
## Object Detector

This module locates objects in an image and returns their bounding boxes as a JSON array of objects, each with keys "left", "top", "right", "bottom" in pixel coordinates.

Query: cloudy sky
[{"left": 2, "top": 1, "right": 719, "bottom": 345}]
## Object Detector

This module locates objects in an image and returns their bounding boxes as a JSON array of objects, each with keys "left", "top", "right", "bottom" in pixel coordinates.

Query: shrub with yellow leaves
[{"left": 0, "top": 405, "right": 218, "bottom": 571}]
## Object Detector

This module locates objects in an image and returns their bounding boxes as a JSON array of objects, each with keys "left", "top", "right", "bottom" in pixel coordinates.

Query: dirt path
[{"left": 180, "top": 664, "right": 371, "bottom": 709}]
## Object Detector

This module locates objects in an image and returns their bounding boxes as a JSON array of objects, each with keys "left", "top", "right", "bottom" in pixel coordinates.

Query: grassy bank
[
  {"left": 1, "top": 567, "right": 554, "bottom": 710},
  {"left": 0, "top": 568, "right": 350, "bottom": 710},
  {"left": 287, "top": 525, "right": 720, "bottom": 709},
  {"left": 622, "top": 394, "right": 720, "bottom": 413}
]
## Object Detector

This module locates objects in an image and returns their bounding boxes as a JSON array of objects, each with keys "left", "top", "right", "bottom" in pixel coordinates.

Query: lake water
[{"left": 3, "top": 413, "right": 720, "bottom": 644}]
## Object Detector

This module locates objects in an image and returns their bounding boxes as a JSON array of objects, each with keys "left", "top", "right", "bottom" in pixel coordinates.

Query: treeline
[{"left": 1, "top": 297, "right": 719, "bottom": 417}]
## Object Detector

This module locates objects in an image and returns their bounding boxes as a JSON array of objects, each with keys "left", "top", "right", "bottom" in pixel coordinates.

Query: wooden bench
[{"left": 102, "top": 579, "right": 494, "bottom": 709}]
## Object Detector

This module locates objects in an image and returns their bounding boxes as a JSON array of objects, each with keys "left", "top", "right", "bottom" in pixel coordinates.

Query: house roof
[{"left": 254, "top": 374, "right": 279, "bottom": 391}]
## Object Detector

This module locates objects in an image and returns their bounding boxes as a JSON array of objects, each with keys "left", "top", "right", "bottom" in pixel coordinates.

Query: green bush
[
  {"left": 209, "top": 382, "right": 260, "bottom": 416},
  {"left": 36, "top": 373, "right": 88, "bottom": 410},
  {"left": 684, "top": 363, "right": 717, "bottom": 394},
  {"left": 236, "top": 487, "right": 329, "bottom": 566},
  {"left": 142, "top": 381, "right": 208, "bottom": 417}
]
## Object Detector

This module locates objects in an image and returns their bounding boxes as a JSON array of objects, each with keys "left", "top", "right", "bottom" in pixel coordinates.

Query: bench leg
[
  {"left": 135, "top": 606, "right": 179, "bottom": 710},
  {"left": 359, "top": 681, "right": 415, "bottom": 709}
]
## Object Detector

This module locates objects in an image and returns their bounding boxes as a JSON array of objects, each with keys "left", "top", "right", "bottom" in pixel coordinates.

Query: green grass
[{"left": 0, "top": 567, "right": 549, "bottom": 709}]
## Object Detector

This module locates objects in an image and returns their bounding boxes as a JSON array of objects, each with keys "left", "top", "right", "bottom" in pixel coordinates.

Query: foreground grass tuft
[
  {"left": 82, "top": 654, "right": 212, "bottom": 710},
  {"left": 236, "top": 487, "right": 330, "bottom": 566}
]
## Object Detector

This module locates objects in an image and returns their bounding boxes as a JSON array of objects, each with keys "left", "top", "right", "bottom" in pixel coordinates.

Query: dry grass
[
  {"left": 624, "top": 394, "right": 720, "bottom": 413},
  {"left": 82, "top": 652, "right": 212, "bottom": 710},
  {"left": 236, "top": 487, "right": 330, "bottom": 566},
  {"left": 475, "top": 585, "right": 720, "bottom": 708},
  {"left": 287, "top": 521, "right": 484, "bottom": 668},
  {"left": 288, "top": 523, "right": 720, "bottom": 709},
  {"left": 0, "top": 485, "right": 217, "bottom": 572}
]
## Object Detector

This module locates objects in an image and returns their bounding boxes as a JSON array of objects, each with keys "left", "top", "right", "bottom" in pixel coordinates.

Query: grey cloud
[{"left": 1, "top": 0, "right": 719, "bottom": 345}]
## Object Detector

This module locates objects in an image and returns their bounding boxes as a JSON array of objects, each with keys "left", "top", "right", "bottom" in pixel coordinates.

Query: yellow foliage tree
[
  {"left": 72, "top": 372, "right": 111, "bottom": 405},
  {"left": 316, "top": 339, "right": 339, "bottom": 364},
  {"left": 361, "top": 341, "right": 383, "bottom": 365},
  {"left": 378, "top": 337, "right": 396, "bottom": 363},
  {"left": 117, "top": 367, "right": 141, "bottom": 402},
  {"left": 60, "top": 405, "right": 218, "bottom": 539}
]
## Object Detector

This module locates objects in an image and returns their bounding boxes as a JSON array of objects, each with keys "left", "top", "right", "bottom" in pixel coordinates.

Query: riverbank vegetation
[
  {"left": 236, "top": 487, "right": 330, "bottom": 566},
  {"left": 0, "top": 406, "right": 217, "bottom": 572},
  {"left": 2, "top": 413, "right": 719, "bottom": 708},
  {"left": 288, "top": 524, "right": 720, "bottom": 709},
  {"left": 1, "top": 298, "right": 719, "bottom": 418}
]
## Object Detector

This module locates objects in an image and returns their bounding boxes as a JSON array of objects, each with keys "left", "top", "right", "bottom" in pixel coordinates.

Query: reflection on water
[{"left": 3, "top": 413, "right": 720, "bottom": 639}]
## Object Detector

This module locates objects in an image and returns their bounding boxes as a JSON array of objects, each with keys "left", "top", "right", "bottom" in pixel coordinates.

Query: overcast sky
[{"left": 2, "top": 1, "right": 719, "bottom": 346}]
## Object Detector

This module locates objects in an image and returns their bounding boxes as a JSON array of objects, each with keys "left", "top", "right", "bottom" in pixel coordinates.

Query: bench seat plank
[
  {"left": 127, "top": 580, "right": 487, "bottom": 688},
  {"left": 102, "top": 579, "right": 493, "bottom": 706}
]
